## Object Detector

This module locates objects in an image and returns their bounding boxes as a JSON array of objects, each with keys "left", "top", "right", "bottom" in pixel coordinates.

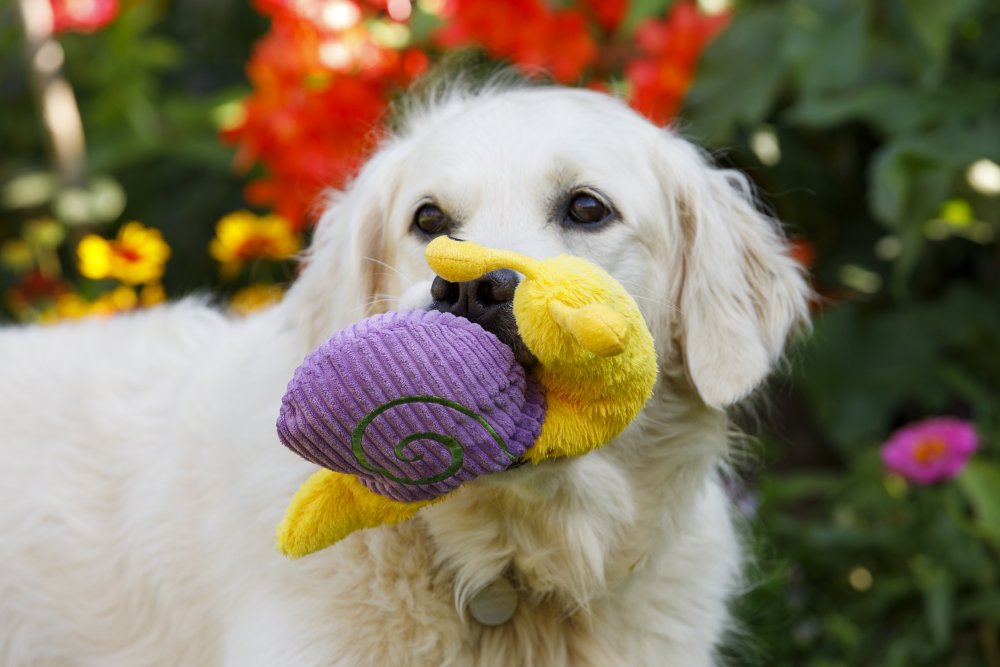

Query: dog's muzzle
[{"left": 429, "top": 269, "right": 538, "bottom": 368}]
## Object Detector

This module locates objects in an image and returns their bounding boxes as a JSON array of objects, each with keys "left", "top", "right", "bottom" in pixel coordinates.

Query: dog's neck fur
[{"left": 419, "top": 371, "right": 730, "bottom": 617}]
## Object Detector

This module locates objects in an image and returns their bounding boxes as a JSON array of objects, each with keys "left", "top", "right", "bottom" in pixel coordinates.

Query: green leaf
[
  {"left": 785, "top": 0, "right": 868, "bottom": 98},
  {"left": 787, "top": 83, "right": 1000, "bottom": 134},
  {"left": 868, "top": 119, "right": 1000, "bottom": 234},
  {"left": 137, "top": 38, "right": 182, "bottom": 70},
  {"left": 682, "top": 5, "right": 788, "bottom": 144},
  {"left": 408, "top": 6, "right": 445, "bottom": 44},
  {"left": 911, "top": 555, "right": 954, "bottom": 650},
  {"left": 759, "top": 472, "right": 843, "bottom": 504},
  {"left": 868, "top": 140, "right": 951, "bottom": 228},
  {"left": 791, "top": 285, "right": 1000, "bottom": 452},
  {"left": 903, "top": 0, "right": 983, "bottom": 81},
  {"left": 620, "top": 0, "right": 673, "bottom": 34},
  {"left": 788, "top": 86, "right": 917, "bottom": 132},
  {"left": 957, "top": 459, "right": 1000, "bottom": 544}
]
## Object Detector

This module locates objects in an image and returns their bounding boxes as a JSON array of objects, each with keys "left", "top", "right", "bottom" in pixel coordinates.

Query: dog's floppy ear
[
  {"left": 287, "top": 141, "right": 406, "bottom": 350},
  {"left": 661, "top": 139, "right": 810, "bottom": 408}
]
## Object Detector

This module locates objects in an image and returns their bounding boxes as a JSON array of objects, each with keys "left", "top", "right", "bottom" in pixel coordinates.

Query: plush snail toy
[{"left": 275, "top": 237, "right": 657, "bottom": 558}]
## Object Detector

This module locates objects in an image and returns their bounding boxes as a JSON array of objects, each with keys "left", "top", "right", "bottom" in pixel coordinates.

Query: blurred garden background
[{"left": 1, "top": 0, "right": 998, "bottom": 664}]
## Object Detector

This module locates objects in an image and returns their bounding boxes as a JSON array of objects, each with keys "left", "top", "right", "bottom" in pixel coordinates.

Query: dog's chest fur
[{"left": 281, "top": 481, "right": 737, "bottom": 667}]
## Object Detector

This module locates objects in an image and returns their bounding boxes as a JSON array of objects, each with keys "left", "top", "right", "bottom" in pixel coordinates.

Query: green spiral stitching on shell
[{"left": 351, "top": 395, "right": 517, "bottom": 486}]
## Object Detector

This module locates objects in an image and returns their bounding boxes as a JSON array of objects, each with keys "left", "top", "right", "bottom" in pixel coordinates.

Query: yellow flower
[
  {"left": 0, "top": 239, "right": 34, "bottom": 271},
  {"left": 38, "top": 294, "right": 89, "bottom": 323},
  {"left": 230, "top": 283, "right": 285, "bottom": 316},
  {"left": 93, "top": 285, "right": 139, "bottom": 315},
  {"left": 39, "top": 286, "right": 143, "bottom": 324},
  {"left": 78, "top": 222, "right": 171, "bottom": 285},
  {"left": 209, "top": 211, "right": 300, "bottom": 278},
  {"left": 139, "top": 283, "right": 166, "bottom": 308}
]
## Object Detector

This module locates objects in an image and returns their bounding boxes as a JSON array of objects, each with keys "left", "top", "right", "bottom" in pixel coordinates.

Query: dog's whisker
[
  {"left": 613, "top": 281, "right": 682, "bottom": 316},
  {"left": 362, "top": 296, "right": 400, "bottom": 310},
  {"left": 626, "top": 293, "right": 680, "bottom": 314},
  {"left": 338, "top": 296, "right": 399, "bottom": 322},
  {"left": 362, "top": 256, "right": 409, "bottom": 282}
]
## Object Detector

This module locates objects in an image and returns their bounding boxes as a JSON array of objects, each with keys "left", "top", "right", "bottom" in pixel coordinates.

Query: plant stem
[
  {"left": 14, "top": 0, "right": 87, "bottom": 188},
  {"left": 982, "top": 618, "right": 1000, "bottom": 667}
]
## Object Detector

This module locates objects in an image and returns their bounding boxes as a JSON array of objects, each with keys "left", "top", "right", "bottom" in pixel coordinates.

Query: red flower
[
  {"left": 788, "top": 239, "right": 815, "bottom": 269},
  {"left": 229, "top": 72, "right": 390, "bottom": 229},
  {"left": 513, "top": 11, "right": 598, "bottom": 83},
  {"left": 436, "top": 0, "right": 547, "bottom": 54},
  {"left": 4, "top": 269, "right": 69, "bottom": 318},
  {"left": 626, "top": 1, "right": 728, "bottom": 123},
  {"left": 49, "top": 0, "right": 119, "bottom": 33},
  {"left": 222, "top": 3, "right": 427, "bottom": 228},
  {"left": 10, "top": 270, "right": 68, "bottom": 303},
  {"left": 580, "top": 0, "right": 628, "bottom": 33},
  {"left": 435, "top": 0, "right": 598, "bottom": 83}
]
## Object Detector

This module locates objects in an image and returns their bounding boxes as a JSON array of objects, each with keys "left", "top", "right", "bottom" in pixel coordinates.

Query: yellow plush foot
[{"left": 277, "top": 470, "right": 435, "bottom": 558}]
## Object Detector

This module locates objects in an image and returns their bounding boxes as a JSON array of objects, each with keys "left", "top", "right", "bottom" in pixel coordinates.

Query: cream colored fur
[{"left": 0, "top": 85, "right": 809, "bottom": 666}]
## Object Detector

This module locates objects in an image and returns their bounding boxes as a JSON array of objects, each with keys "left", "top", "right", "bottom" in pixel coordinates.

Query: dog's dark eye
[
  {"left": 567, "top": 193, "right": 611, "bottom": 225},
  {"left": 413, "top": 203, "right": 449, "bottom": 236}
]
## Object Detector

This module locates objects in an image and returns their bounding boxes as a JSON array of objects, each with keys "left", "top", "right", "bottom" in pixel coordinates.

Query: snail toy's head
[
  {"left": 425, "top": 238, "right": 631, "bottom": 363},
  {"left": 426, "top": 237, "right": 657, "bottom": 460}
]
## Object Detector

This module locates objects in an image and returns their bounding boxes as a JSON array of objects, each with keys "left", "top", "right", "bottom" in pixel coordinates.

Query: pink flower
[
  {"left": 50, "top": 0, "right": 119, "bottom": 34},
  {"left": 880, "top": 417, "right": 978, "bottom": 485}
]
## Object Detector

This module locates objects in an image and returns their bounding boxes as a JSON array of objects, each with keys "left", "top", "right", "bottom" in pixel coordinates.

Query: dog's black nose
[
  {"left": 430, "top": 269, "right": 518, "bottom": 323},
  {"left": 430, "top": 269, "right": 537, "bottom": 367}
]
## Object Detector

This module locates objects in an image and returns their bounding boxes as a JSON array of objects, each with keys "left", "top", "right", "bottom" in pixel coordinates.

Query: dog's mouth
[
  {"left": 444, "top": 301, "right": 539, "bottom": 369},
  {"left": 428, "top": 272, "right": 538, "bottom": 369},
  {"left": 478, "top": 303, "right": 538, "bottom": 370},
  {"left": 507, "top": 455, "right": 530, "bottom": 469}
]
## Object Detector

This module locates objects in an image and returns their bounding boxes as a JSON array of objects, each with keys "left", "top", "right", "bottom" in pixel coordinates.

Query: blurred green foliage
[
  {"left": 683, "top": 1, "right": 1000, "bottom": 665},
  {"left": 1, "top": 0, "right": 998, "bottom": 664},
  {"left": 0, "top": 0, "right": 265, "bottom": 298}
]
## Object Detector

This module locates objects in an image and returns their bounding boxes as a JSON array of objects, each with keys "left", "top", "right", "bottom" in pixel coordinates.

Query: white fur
[{"left": 0, "top": 85, "right": 808, "bottom": 666}]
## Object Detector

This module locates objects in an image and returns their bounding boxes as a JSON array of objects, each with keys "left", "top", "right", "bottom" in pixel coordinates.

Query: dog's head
[{"left": 289, "top": 84, "right": 809, "bottom": 411}]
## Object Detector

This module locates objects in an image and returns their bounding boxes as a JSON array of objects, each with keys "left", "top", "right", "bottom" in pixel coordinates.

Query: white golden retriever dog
[{"left": 0, "top": 83, "right": 808, "bottom": 666}]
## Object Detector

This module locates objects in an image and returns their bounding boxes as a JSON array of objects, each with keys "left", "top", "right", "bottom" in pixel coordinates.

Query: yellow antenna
[{"left": 425, "top": 236, "right": 541, "bottom": 282}]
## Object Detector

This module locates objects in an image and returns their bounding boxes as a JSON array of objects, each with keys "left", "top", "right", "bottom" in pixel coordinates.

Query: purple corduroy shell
[{"left": 276, "top": 310, "right": 546, "bottom": 502}]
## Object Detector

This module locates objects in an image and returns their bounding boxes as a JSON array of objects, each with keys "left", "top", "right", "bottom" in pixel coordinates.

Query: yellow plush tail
[
  {"left": 277, "top": 470, "right": 435, "bottom": 558},
  {"left": 425, "top": 236, "right": 543, "bottom": 282}
]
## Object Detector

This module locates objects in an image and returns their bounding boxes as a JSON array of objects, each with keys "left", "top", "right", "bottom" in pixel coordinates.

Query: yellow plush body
[{"left": 277, "top": 238, "right": 657, "bottom": 558}]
